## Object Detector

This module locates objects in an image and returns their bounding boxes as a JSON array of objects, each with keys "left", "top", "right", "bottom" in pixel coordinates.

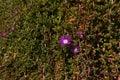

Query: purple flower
[
  {"left": 72, "top": 45, "right": 79, "bottom": 54},
  {"left": 10, "top": 26, "right": 14, "bottom": 31},
  {"left": 1, "top": 31, "right": 6, "bottom": 37},
  {"left": 77, "top": 31, "right": 84, "bottom": 38},
  {"left": 59, "top": 35, "right": 71, "bottom": 46},
  {"left": 80, "top": 34, "right": 84, "bottom": 38},
  {"left": 77, "top": 31, "right": 83, "bottom": 35},
  {"left": 13, "top": 9, "right": 19, "bottom": 14}
]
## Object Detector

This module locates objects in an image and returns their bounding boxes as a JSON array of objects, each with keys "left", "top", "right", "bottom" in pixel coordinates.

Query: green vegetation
[{"left": 0, "top": 0, "right": 120, "bottom": 79}]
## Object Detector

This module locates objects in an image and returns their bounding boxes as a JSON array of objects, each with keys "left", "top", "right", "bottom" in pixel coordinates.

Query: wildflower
[
  {"left": 77, "top": 31, "right": 84, "bottom": 38},
  {"left": 80, "top": 34, "right": 84, "bottom": 38},
  {"left": 77, "top": 31, "right": 83, "bottom": 35},
  {"left": 10, "top": 26, "right": 14, "bottom": 31},
  {"left": 59, "top": 35, "right": 71, "bottom": 46},
  {"left": 1, "top": 31, "right": 6, "bottom": 37},
  {"left": 13, "top": 9, "right": 19, "bottom": 14},
  {"left": 72, "top": 45, "right": 79, "bottom": 54}
]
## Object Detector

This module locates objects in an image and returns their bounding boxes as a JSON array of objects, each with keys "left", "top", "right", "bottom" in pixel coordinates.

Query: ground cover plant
[{"left": 0, "top": 0, "right": 120, "bottom": 80}]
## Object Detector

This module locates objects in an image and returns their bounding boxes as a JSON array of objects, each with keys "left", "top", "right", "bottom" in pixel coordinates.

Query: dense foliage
[{"left": 0, "top": 0, "right": 120, "bottom": 79}]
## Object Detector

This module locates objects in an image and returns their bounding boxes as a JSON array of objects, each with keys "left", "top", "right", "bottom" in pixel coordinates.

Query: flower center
[
  {"left": 63, "top": 39, "right": 68, "bottom": 44},
  {"left": 74, "top": 48, "right": 78, "bottom": 53}
]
